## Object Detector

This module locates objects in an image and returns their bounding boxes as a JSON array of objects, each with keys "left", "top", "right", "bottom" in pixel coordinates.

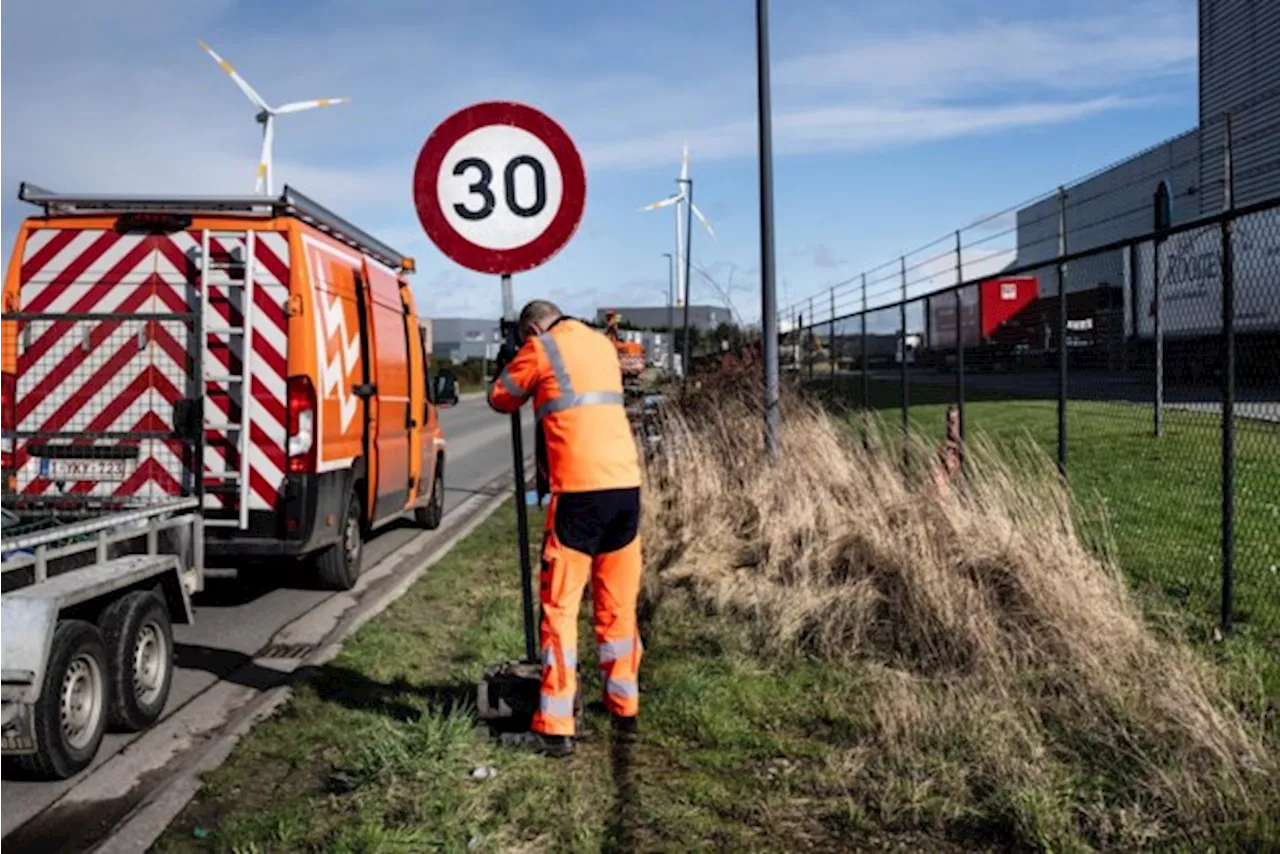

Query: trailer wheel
[
  {"left": 100, "top": 591, "right": 173, "bottom": 732},
  {"left": 414, "top": 458, "right": 445, "bottom": 530},
  {"left": 18, "top": 620, "right": 108, "bottom": 780},
  {"left": 315, "top": 490, "right": 363, "bottom": 590}
]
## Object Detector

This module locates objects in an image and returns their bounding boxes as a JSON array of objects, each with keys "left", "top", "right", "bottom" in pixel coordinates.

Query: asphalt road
[{"left": 1, "top": 394, "right": 533, "bottom": 842}]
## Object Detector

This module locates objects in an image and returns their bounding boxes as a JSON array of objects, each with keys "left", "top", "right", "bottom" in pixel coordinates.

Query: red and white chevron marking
[
  {"left": 16, "top": 230, "right": 185, "bottom": 502},
  {"left": 13, "top": 228, "right": 290, "bottom": 514}
]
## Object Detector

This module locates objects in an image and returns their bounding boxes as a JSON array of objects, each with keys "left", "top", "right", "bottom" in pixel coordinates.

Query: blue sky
[{"left": 1, "top": 0, "right": 1198, "bottom": 324}]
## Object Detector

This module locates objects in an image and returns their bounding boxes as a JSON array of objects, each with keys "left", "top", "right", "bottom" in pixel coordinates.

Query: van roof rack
[{"left": 17, "top": 182, "right": 414, "bottom": 274}]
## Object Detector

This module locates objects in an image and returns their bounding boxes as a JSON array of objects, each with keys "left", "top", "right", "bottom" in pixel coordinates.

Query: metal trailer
[
  {"left": 1, "top": 499, "right": 203, "bottom": 779},
  {"left": 0, "top": 182, "right": 237, "bottom": 779}
]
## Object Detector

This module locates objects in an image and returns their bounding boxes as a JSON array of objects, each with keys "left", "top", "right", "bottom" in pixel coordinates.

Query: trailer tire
[
  {"left": 100, "top": 591, "right": 173, "bottom": 732},
  {"left": 315, "top": 490, "right": 363, "bottom": 591},
  {"left": 18, "top": 620, "right": 108, "bottom": 780},
  {"left": 414, "top": 458, "right": 445, "bottom": 530}
]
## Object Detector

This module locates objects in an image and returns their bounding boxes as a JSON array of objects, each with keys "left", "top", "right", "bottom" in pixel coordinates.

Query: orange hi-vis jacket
[{"left": 488, "top": 318, "right": 642, "bottom": 493}]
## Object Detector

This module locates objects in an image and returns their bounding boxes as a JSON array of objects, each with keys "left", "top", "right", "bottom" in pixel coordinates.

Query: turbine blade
[
  {"left": 640, "top": 193, "right": 683, "bottom": 211},
  {"left": 691, "top": 203, "right": 716, "bottom": 240},
  {"left": 275, "top": 97, "right": 351, "bottom": 114},
  {"left": 198, "top": 39, "right": 269, "bottom": 111},
  {"left": 680, "top": 140, "right": 690, "bottom": 182}
]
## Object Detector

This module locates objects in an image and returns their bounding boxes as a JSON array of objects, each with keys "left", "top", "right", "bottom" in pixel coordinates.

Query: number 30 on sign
[{"left": 413, "top": 102, "right": 586, "bottom": 275}]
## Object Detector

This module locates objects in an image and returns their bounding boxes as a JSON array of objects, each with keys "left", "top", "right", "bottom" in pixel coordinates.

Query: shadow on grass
[
  {"left": 174, "top": 644, "right": 474, "bottom": 722},
  {"left": 309, "top": 665, "right": 474, "bottom": 723},
  {"left": 603, "top": 730, "right": 643, "bottom": 854}
]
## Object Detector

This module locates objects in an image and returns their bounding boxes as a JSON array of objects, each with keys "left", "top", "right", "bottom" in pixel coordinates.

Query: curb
[{"left": 92, "top": 463, "right": 529, "bottom": 854}]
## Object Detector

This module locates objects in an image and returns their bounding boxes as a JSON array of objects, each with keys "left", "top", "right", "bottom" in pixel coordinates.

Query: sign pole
[
  {"left": 501, "top": 273, "right": 538, "bottom": 663},
  {"left": 413, "top": 101, "right": 586, "bottom": 679}
]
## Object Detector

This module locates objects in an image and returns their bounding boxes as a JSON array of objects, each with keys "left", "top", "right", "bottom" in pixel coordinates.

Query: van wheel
[
  {"left": 100, "top": 591, "right": 173, "bottom": 732},
  {"left": 19, "top": 621, "right": 108, "bottom": 780},
  {"left": 315, "top": 491, "right": 363, "bottom": 591},
  {"left": 414, "top": 460, "right": 445, "bottom": 530}
]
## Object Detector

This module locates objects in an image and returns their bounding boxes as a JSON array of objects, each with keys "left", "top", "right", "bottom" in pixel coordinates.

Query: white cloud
[{"left": 776, "top": 6, "right": 1194, "bottom": 98}]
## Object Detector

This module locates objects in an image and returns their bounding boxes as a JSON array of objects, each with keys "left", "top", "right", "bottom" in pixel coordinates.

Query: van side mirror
[{"left": 434, "top": 371, "right": 459, "bottom": 408}]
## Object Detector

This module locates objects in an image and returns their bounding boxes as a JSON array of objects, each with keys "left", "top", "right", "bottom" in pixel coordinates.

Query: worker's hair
[{"left": 518, "top": 300, "right": 562, "bottom": 339}]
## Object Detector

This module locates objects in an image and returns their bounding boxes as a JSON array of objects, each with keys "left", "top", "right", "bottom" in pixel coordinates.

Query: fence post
[
  {"left": 807, "top": 295, "right": 815, "bottom": 382},
  {"left": 900, "top": 256, "right": 909, "bottom": 467},
  {"left": 860, "top": 273, "right": 868, "bottom": 409},
  {"left": 1220, "top": 113, "right": 1236, "bottom": 637},
  {"left": 1057, "top": 187, "right": 1068, "bottom": 477},
  {"left": 1153, "top": 181, "right": 1170, "bottom": 438},
  {"left": 829, "top": 287, "right": 837, "bottom": 401},
  {"left": 954, "top": 230, "right": 965, "bottom": 473}
]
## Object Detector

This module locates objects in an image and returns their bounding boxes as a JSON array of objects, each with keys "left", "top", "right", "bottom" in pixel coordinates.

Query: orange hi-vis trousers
[{"left": 533, "top": 488, "right": 643, "bottom": 737}]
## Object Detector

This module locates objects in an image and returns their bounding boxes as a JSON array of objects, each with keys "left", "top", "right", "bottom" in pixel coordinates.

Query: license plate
[{"left": 39, "top": 458, "right": 130, "bottom": 481}]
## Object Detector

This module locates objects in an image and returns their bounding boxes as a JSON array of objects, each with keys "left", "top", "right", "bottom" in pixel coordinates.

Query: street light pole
[
  {"left": 663, "top": 252, "right": 675, "bottom": 376},
  {"left": 757, "top": 0, "right": 781, "bottom": 457}
]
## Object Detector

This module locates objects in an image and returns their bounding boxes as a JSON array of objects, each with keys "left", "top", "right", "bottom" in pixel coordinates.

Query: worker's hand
[{"left": 494, "top": 340, "right": 518, "bottom": 374}]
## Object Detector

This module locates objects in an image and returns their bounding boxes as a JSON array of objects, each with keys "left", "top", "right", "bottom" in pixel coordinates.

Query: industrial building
[
  {"left": 427, "top": 317, "right": 502, "bottom": 363},
  {"left": 1011, "top": 0, "right": 1279, "bottom": 377}
]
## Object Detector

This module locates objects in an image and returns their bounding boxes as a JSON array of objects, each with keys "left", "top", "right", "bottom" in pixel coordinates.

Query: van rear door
[{"left": 8, "top": 226, "right": 200, "bottom": 513}]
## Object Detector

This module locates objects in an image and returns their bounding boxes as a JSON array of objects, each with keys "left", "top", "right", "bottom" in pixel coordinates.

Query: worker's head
[{"left": 518, "top": 299, "right": 562, "bottom": 341}]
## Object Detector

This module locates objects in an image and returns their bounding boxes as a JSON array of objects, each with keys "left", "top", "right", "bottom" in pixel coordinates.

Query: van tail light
[
  {"left": 1, "top": 372, "right": 15, "bottom": 473},
  {"left": 286, "top": 375, "right": 316, "bottom": 474}
]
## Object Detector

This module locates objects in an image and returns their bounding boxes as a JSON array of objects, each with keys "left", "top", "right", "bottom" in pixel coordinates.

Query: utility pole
[{"left": 757, "top": 0, "right": 780, "bottom": 457}]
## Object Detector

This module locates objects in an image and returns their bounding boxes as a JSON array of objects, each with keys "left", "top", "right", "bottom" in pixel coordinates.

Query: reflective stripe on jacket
[{"left": 488, "top": 318, "right": 642, "bottom": 493}]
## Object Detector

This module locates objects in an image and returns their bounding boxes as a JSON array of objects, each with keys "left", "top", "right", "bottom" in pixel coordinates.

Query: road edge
[{"left": 92, "top": 465, "right": 526, "bottom": 854}]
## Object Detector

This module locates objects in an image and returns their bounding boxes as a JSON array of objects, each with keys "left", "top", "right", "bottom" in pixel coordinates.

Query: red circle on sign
[{"left": 413, "top": 102, "right": 586, "bottom": 275}]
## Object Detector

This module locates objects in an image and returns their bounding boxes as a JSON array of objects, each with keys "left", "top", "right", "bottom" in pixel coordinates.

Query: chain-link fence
[{"left": 780, "top": 100, "right": 1280, "bottom": 644}]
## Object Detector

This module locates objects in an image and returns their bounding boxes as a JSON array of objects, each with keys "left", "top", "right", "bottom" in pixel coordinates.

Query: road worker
[{"left": 488, "top": 300, "right": 644, "bottom": 757}]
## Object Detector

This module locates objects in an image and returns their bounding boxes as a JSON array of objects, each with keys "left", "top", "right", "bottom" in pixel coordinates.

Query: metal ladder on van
[{"left": 198, "top": 230, "right": 256, "bottom": 530}]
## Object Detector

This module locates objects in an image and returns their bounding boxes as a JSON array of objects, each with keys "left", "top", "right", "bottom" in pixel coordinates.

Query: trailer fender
[{"left": 0, "top": 597, "right": 58, "bottom": 706}]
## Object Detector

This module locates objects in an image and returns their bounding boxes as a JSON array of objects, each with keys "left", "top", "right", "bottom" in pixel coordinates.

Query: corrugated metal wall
[{"left": 1199, "top": 0, "right": 1280, "bottom": 213}]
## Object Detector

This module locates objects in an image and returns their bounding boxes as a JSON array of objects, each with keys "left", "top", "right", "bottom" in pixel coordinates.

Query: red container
[{"left": 931, "top": 276, "right": 1038, "bottom": 349}]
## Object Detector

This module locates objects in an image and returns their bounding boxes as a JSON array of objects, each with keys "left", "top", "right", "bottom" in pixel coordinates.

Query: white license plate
[{"left": 39, "top": 458, "right": 130, "bottom": 481}]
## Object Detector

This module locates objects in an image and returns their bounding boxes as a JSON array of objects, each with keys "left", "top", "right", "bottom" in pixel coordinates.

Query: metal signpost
[{"left": 412, "top": 102, "right": 586, "bottom": 682}]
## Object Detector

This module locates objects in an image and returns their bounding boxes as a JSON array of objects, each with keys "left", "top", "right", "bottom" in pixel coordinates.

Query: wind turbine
[
  {"left": 198, "top": 40, "right": 350, "bottom": 195},
  {"left": 641, "top": 142, "right": 716, "bottom": 307}
]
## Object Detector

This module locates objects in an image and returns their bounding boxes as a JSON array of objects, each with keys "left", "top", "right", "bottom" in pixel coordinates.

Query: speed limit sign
[{"left": 413, "top": 102, "right": 586, "bottom": 275}]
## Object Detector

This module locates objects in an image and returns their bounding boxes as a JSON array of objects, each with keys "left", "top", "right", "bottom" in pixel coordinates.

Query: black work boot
[
  {"left": 498, "top": 731, "right": 576, "bottom": 757},
  {"left": 537, "top": 734, "right": 576, "bottom": 758}
]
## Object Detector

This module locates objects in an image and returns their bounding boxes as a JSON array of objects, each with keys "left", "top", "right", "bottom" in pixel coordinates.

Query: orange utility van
[{"left": 1, "top": 184, "right": 458, "bottom": 590}]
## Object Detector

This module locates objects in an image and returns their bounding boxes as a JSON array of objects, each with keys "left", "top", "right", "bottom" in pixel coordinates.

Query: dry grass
[{"left": 640, "top": 383, "right": 1277, "bottom": 850}]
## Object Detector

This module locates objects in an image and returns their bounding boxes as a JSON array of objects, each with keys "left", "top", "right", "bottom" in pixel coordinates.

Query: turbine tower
[
  {"left": 199, "top": 40, "right": 350, "bottom": 195},
  {"left": 641, "top": 142, "right": 715, "bottom": 307}
]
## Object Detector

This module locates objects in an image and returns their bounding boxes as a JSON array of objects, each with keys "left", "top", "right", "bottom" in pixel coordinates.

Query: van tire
[
  {"left": 100, "top": 591, "right": 173, "bottom": 732},
  {"left": 19, "top": 621, "right": 108, "bottom": 780},
  {"left": 414, "top": 458, "right": 445, "bottom": 530},
  {"left": 315, "top": 490, "right": 363, "bottom": 591}
]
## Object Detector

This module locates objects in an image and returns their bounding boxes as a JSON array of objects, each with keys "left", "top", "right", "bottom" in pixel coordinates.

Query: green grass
[
  {"left": 157, "top": 505, "right": 613, "bottom": 854},
  {"left": 151, "top": 505, "right": 989, "bottom": 852}
]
